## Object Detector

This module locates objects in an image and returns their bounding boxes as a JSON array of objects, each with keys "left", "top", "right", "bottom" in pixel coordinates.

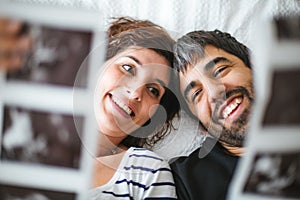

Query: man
[{"left": 170, "top": 29, "right": 254, "bottom": 200}]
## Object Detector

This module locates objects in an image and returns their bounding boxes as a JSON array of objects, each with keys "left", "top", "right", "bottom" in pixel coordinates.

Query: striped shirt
[{"left": 89, "top": 147, "right": 177, "bottom": 200}]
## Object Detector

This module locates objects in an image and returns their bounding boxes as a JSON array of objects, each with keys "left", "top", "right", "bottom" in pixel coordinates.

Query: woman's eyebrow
[
  {"left": 148, "top": 78, "right": 167, "bottom": 88},
  {"left": 126, "top": 55, "right": 142, "bottom": 65},
  {"left": 125, "top": 55, "right": 167, "bottom": 88},
  {"left": 155, "top": 79, "right": 167, "bottom": 87}
]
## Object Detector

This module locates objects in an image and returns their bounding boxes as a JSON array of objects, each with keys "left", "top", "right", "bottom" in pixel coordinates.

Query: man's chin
[{"left": 219, "top": 134, "right": 245, "bottom": 147}]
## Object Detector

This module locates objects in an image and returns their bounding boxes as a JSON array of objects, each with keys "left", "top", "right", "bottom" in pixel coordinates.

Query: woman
[
  {"left": 90, "top": 17, "right": 180, "bottom": 199},
  {"left": 0, "top": 16, "right": 180, "bottom": 199}
]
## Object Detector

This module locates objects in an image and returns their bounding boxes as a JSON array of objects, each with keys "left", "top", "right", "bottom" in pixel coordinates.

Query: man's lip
[{"left": 218, "top": 95, "right": 244, "bottom": 120}]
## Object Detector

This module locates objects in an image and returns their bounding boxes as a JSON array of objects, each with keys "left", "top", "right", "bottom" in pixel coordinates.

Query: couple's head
[{"left": 96, "top": 17, "right": 254, "bottom": 148}]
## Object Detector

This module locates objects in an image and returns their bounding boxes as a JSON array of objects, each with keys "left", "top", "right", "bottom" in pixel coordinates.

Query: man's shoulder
[
  {"left": 170, "top": 138, "right": 240, "bottom": 200},
  {"left": 170, "top": 138, "right": 237, "bottom": 169},
  {"left": 170, "top": 137, "right": 219, "bottom": 164}
]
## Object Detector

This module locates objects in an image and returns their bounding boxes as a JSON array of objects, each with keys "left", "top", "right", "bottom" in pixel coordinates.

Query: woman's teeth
[{"left": 112, "top": 96, "right": 133, "bottom": 116}]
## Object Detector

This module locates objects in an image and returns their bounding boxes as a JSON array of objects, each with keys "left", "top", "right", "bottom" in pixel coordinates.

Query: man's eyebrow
[
  {"left": 184, "top": 81, "right": 196, "bottom": 101},
  {"left": 205, "top": 57, "right": 230, "bottom": 71},
  {"left": 182, "top": 57, "right": 230, "bottom": 101}
]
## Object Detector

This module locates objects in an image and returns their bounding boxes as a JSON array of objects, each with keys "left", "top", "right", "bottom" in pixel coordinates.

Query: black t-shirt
[{"left": 170, "top": 137, "right": 239, "bottom": 200}]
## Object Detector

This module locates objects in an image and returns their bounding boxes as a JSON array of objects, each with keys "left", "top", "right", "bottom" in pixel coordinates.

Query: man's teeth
[
  {"left": 222, "top": 97, "right": 242, "bottom": 119},
  {"left": 112, "top": 96, "right": 133, "bottom": 116}
]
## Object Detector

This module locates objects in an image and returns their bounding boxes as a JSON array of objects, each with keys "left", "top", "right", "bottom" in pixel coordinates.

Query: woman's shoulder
[
  {"left": 122, "top": 147, "right": 174, "bottom": 185},
  {"left": 125, "top": 147, "right": 170, "bottom": 168}
]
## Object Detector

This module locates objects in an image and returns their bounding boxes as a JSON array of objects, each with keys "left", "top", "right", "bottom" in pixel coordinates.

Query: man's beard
[
  {"left": 209, "top": 86, "right": 254, "bottom": 147},
  {"left": 218, "top": 108, "right": 251, "bottom": 147}
]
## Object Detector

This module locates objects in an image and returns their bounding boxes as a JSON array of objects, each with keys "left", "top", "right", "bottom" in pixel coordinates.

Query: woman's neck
[
  {"left": 96, "top": 132, "right": 128, "bottom": 157},
  {"left": 92, "top": 145, "right": 127, "bottom": 188}
]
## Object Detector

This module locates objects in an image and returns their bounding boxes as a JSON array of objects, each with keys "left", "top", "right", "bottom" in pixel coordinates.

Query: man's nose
[{"left": 206, "top": 80, "right": 226, "bottom": 104}]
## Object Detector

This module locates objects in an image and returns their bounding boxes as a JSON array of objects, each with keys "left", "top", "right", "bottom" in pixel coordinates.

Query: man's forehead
[
  {"left": 183, "top": 61, "right": 207, "bottom": 75},
  {"left": 186, "top": 51, "right": 216, "bottom": 72},
  {"left": 178, "top": 46, "right": 224, "bottom": 80}
]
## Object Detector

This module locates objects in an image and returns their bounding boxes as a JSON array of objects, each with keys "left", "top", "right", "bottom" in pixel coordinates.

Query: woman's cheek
[{"left": 148, "top": 104, "right": 159, "bottom": 118}]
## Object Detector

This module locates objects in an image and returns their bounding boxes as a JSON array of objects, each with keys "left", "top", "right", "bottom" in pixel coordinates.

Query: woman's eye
[
  {"left": 214, "top": 66, "right": 227, "bottom": 77},
  {"left": 122, "top": 64, "right": 134, "bottom": 75},
  {"left": 148, "top": 87, "right": 160, "bottom": 97},
  {"left": 191, "top": 89, "right": 202, "bottom": 102}
]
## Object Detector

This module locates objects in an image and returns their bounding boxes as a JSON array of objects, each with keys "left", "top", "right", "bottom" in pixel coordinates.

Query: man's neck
[{"left": 221, "top": 142, "right": 245, "bottom": 157}]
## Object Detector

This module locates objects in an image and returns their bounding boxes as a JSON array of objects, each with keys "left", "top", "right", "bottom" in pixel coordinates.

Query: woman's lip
[
  {"left": 109, "top": 94, "right": 135, "bottom": 118},
  {"left": 218, "top": 95, "right": 243, "bottom": 120}
]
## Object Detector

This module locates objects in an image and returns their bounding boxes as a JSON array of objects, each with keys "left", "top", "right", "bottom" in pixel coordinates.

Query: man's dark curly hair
[{"left": 174, "top": 29, "right": 251, "bottom": 73}]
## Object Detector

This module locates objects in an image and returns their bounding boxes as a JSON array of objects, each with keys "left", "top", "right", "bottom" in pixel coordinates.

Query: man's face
[{"left": 179, "top": 45, "right": 254, "bottom": 147}]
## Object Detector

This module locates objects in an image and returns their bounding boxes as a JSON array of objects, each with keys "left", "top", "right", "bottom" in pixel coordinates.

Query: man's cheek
[{"left": 189, "top": 104, "right": 198, "bottom": 117}]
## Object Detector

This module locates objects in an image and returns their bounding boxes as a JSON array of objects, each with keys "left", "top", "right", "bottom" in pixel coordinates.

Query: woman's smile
[{"left": 110, "top": 93, "right": 135, "bottom": 118}]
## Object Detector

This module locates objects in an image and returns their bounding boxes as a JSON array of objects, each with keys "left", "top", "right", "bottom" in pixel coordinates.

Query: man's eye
[
  {"left": 214, "top": 66, "right": 227, "bottom": 77},
  {"left": 148, "top": 87, "right": 160, "bottom": 97},
  {"left": 191, "top": 89, "right": 202, "bottom": 102},
  {"left": 122, "top": 64, "right": 134, "bottom": 75}
]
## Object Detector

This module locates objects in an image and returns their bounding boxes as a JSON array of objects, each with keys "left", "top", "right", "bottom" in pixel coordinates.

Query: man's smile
[{"left": 221, "top": 96, "right": 243, "bottom": 119}]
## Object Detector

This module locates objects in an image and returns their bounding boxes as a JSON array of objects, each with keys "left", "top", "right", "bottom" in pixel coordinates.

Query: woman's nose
[{"left": 127, "top": 86, "right": 143, "bottom": 102}]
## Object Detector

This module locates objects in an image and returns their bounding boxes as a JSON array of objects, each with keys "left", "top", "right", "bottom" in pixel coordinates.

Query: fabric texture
[{"left": 89, "top": 147, "right": 177, "bottom": 200}]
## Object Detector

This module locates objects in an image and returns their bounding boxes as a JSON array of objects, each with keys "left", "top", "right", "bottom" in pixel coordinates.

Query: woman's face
[{"left": 95, "top": 47, "right": 171, "bottom": 137}]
